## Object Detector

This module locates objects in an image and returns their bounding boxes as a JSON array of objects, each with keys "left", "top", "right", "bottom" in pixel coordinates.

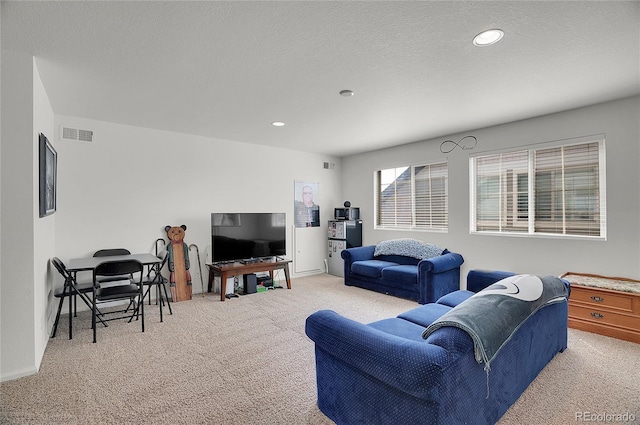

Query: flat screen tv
[{"left": 211, "top": 212, "right": 286, "bottom": 263}]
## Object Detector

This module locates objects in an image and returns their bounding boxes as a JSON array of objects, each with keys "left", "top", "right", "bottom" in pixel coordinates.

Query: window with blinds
[
  {"left": 375, "top": 162, "right": 448, "bottom": 231},
  {"left": 470, "top": 137, "right": 605, "bottom": 238}
]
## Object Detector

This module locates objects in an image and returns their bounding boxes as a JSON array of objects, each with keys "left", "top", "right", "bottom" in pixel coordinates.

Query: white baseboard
[{"left": 1, "top": 365, "right": 38, "bottom": 383}]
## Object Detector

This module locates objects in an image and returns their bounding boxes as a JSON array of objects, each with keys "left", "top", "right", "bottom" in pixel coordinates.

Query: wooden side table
[{"left": 562, "top": 272, "right": 640, "bottom": 344}]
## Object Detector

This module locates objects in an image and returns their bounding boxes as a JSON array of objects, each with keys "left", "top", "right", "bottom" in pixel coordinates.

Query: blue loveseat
[
  {"left": 341, "top": 239, "right": 464, "bottom": 304},
  {"left": 306, "top": 270, "right": 570, "bottom": 425}
]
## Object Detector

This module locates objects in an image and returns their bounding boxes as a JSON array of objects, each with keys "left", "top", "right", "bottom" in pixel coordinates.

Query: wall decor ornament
[{"left": 440, "top": 135, "right": 477, "bottom": 153}]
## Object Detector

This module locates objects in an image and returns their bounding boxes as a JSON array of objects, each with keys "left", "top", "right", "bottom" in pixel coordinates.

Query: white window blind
[
  {"left": 534, "top": 142, "right": 602, "bottom": 236},
  {"left": 471, "top": 137, "right": 605, "bottom": 238},
  {"left": 474, "top": 150, "right": 529, "bottom": 233},
  {"left": 376, "top": 162, "right": 448, "bottom": 231}
]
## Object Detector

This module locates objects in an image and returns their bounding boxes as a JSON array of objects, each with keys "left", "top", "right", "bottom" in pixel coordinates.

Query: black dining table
[
  {"left": 67, "top": 253, "right": 162, "bottom": 273},
  {"left": 63, "top": 253, "right": 162, "bottom": 339}
]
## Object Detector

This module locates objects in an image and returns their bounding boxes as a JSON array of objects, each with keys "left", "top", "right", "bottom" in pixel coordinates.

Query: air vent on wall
[
  {"left": 61, "top": 125, "right": 93, "bottom": 142},
  {"left": 323, "top": 162, "right": 335, "bottom": 170}
]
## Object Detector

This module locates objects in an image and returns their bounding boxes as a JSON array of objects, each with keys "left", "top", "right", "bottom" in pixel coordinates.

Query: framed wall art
[
  {"left": 294, "top": 181, "right": 320, "bottom": 228},
  {"left": 39, "top": 133, "right": 57, "bottom": 217}
]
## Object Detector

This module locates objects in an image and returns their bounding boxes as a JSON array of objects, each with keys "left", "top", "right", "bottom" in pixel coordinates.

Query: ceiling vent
[{"left": 61, "top": 125, "right": 93, "bottom": 142}]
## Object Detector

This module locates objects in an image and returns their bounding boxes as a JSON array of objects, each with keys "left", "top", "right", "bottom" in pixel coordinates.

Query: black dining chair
[
  {"left": 141, "top": 250, "right": 172, "bottom": 322},
  {"left": 91, "top": 259, "right": 144, "bottom": 343},
  {"left": 93, "top": 248, "right": 131, "bottom": 257},
  {"left": 93, "top": 248, "right": 133, "bottom": 283},
  {"left": 51, "top": 257, "right": 98, "bottom": 338}
]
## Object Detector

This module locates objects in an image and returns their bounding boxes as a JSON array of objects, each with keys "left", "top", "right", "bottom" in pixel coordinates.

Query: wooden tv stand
[
  {"left": 562, "top": 272, "right": 640, "bottom": 344},
  {"left": 206, "top": 258, "right": 292, "bottom": 301}
]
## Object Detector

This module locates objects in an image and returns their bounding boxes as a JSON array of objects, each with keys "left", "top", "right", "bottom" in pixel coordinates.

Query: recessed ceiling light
[
  {"left": 473, "top": 29, "right": 504, "bottom": 46},
  {"left": 339, "top": 90, "right": 354, "bottom": 97},
  {"left": 271, "top": 121, "right": 285, "bottom": 127}
]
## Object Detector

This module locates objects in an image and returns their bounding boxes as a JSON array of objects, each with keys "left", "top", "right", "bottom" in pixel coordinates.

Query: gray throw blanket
[{"left": 422, "top": 274, "right": 568, "bottom": 371}]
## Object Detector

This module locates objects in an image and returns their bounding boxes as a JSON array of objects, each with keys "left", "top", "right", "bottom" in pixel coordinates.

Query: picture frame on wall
[
  {"left": 39, "top": 133, "right": 57, "bottom": 217},
  {"left": 294, "top": 181, "right": 320, "bottom": 228}
]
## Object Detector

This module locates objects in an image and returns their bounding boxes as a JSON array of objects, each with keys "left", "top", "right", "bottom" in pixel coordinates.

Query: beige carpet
[{"left": 1, "top": 274, "right": 639, "bottom": 424}]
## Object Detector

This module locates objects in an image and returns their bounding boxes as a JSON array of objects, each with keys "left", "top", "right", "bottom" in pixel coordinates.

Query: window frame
[
  {"left": 374, "top": 161, "right": 449, "bottom": 232},
  {"left": 469, "top": 135, "right": 606, "bottom": 239}
]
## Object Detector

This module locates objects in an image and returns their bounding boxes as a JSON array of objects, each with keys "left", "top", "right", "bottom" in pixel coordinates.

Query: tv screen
[{"left": 211, "top": 213, "right": 286, "bottom": 263}]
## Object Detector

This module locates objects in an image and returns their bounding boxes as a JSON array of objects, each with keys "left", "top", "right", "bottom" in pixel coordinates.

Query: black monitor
[{"left": 211, "top": 213, "right": 286, "bottom": 262}]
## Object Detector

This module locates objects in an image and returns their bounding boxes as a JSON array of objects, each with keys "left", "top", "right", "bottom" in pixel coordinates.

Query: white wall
[
  {"left": 53, "top": 115, "right": 343, "bottom": 288},
  {"left": 32, "top": 57, "right": 56, "bottom": 367},
  {"left": 1, "top": 50, "right": 36, "bottom": 381},
  {"left": 2, "top": 54, "right": 637, "bottom": 383},
  {"left": 342, "top": 96, "right": 640, "bottom": 282},
  {"left": 0, "top": 3, "right": 3, "bottom": 385},
  {"left": 2, "top": 97, "right": 343, "bottom": 381},
  {"left": 1, "top": 51, "right": 56, "bottom": 381}
]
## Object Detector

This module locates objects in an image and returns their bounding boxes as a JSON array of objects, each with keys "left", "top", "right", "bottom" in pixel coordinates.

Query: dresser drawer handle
[
  {"left": 590, "top": 312, "right": 604, "bottom": 319},
  {"left": 590, "top": 296, "right": 605, "bottom": 302}
]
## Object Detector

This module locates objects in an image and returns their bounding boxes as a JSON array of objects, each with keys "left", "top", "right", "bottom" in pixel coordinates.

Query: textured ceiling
[{"left": 2, "top": 1, "right": 639, "bottom": 157}]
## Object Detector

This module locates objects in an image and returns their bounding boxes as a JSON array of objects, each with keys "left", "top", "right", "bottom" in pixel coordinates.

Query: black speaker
[{"left": 243, "top": 273, "right": 257, "bottom": 294}]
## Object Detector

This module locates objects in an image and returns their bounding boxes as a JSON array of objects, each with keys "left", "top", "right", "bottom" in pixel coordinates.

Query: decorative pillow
[{"left": 374, "top": 238, "right": 443, "bottom": 260}]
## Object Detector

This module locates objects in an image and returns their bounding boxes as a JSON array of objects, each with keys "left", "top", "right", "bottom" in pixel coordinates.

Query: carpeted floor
[{"left": 1, "top": 274, "right": 638, "bottom": 424}]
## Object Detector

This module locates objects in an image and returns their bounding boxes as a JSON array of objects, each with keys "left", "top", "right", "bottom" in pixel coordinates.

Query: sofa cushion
[
  {"left": 351, "top": 260, "right": 399, "bottom": 278},
  {"left": 380, "top": 265, "right": 419, "bottom": 285},
  {"left": 398, "top": 303, "right": 452, "bottom": 328},
  {"left": 436, "top": 290, "right": 474, "bottom": 307},
  {"left": 375, "top": 254, "right": 420, "bottom": 266},
  {"left": 374, "top": 238, "right": 443, "bottom": 260},
  {"left": 368, "top": 318, "right": 427, "bottom": 342}
]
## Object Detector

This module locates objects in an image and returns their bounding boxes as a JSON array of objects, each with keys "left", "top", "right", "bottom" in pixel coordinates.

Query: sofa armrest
[
  {"left": 341, "top": 245, "right": 376, "bottom": 263},
  {"left": 415, "top": 252, "right": 464, "bottom": 304},
  {"left": 305, "top": 309, "right": 450, "bottom": 399},
  {"left": 465, "top": 269, "right": 572, "bottom": 296},
  {"left": 341, "top": 245, "right": 375, "bottom": 278},
  {"left": 418, "top": 252, "right": 464, "bottom": 274},
  {"left": 466, "top": 269, "right": 516, "bottom": 293}
]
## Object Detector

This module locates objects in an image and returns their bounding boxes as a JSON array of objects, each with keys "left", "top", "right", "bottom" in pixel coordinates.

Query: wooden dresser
[{"left": 562, "top": 272, "right": 640, "bottom": 344}]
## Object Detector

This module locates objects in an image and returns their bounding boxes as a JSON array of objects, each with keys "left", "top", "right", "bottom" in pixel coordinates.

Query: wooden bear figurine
[{"left": 165, "top": 225, "right": 192, "bottom": 301}]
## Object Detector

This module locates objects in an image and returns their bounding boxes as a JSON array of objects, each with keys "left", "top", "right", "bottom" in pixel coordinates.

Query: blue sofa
[
  {"left": 306, "top": 270, "right": 570, "bottom": 425},
  {"left": 341, "top": 242, "right": 464, "bottom": 304}
]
